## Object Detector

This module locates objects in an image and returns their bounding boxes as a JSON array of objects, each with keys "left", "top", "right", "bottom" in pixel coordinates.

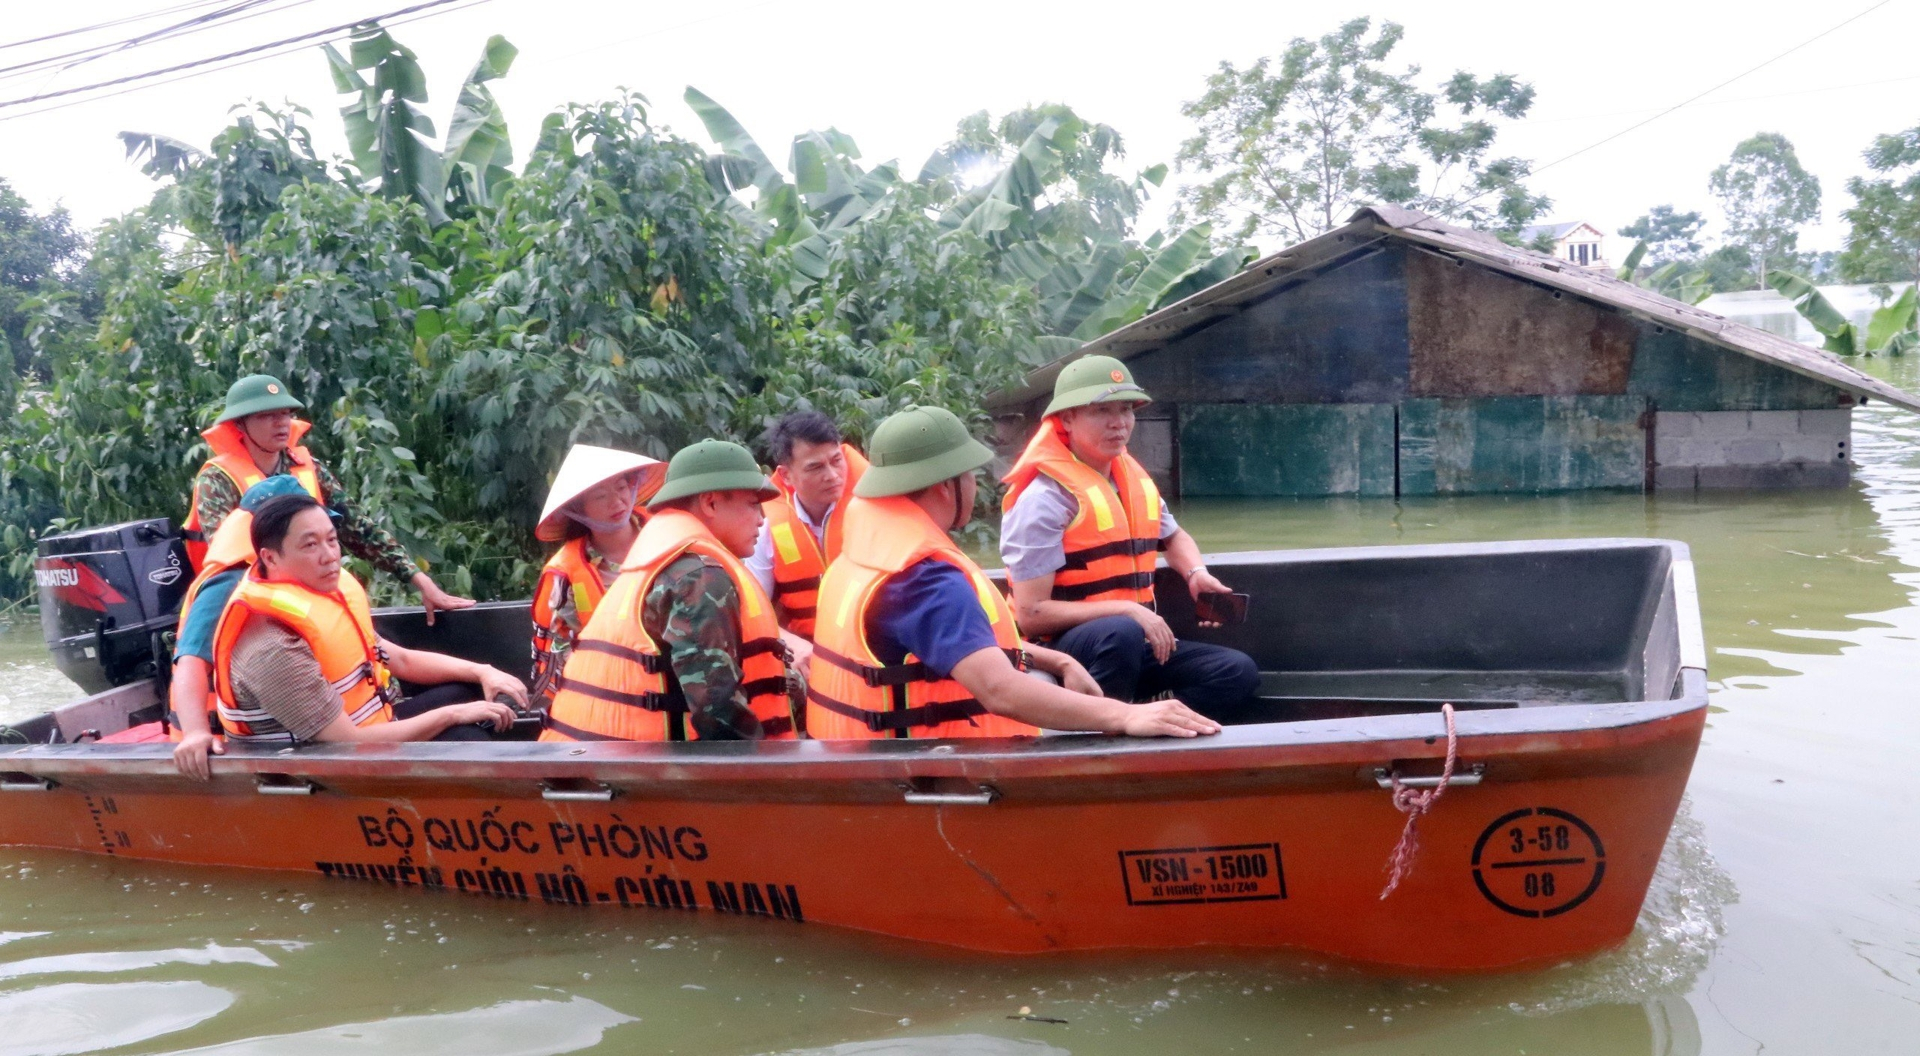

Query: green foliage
[
  {"left": 1709, "top": 133, "right": 1821, "bottom": 290},
  {"left": 1174, "top": 17, "right": 1549, "bottom": 247},
  {"left": 1766, "top": 269, "right": 1918, "bottom": 356},
  {"left": 1840, "top": 125, "right": 1920, "bottom": 287},
  {"left": 1618, "top": 206, "right": 1705, "bottom": 267},
  {"left": 0, "top": 177, "right": 88, "bottom": 382}
]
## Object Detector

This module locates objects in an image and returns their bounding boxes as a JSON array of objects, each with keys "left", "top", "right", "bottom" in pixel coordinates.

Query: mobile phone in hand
[{"left": 1195, "top": 591, "right": 1250, "bottom": 625}]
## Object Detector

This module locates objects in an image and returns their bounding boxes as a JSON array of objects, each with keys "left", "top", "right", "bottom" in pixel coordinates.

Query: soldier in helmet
[
  {"left": 1000, "top": 356, "right": 1259, "bottom": 721},
  {"left": 182, "top": 373, "right": 473, "bottom": 623},
  {"left": 806, "top": 405, "right": 1220, "bottom": 740},
  {"left": 540, "top": 440, "right": 802, "bottom": 742}
]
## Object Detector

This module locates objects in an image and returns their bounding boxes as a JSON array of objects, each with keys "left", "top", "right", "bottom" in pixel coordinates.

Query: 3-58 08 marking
[{"left": 1119, "top": 843, "right": 1286, "bottom": 906}]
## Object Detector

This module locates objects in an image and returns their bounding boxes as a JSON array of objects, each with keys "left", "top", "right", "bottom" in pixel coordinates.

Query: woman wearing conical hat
[{"left": 529, "top": 445, "right": 667, "bottom": 707}]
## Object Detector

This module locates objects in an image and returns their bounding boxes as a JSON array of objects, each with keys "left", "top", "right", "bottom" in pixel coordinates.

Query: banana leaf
[
  {"left": 441, "top": 35, "right": 517, "bottom": 209},
  {"left": 1155, "top": 246, "right": 1255, "bottom": 309},
  {"left": 117, "top": 132, "right": 201, "bottom": 181},
  {"left": 1615, "top": 240, "right": 1647, "bottom": 281},
  {"left": 1865, "top": 285, "right": 1918, "bottom": 352},
  {"left": 684, "top": 88, "right": 782, "bottom": 196},
  {"left": 326, "top": 29, "right": 445, "bottom": 225},
  {"left": 1767, "top": 270, "right": 1858, "bottom": 354}
]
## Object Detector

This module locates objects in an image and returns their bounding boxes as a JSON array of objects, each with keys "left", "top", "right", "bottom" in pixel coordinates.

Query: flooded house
[{"left": 987, "top": 205, "right": 1920, "bottom": 498}]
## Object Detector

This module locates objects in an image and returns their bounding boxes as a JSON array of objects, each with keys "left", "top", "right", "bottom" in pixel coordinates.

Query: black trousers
[
  {"left": 393, "top": 682, "right": 494, "bottom": 742},
  {"left": 1052, "top": 614, "right": 1261, "bottom": 722}
]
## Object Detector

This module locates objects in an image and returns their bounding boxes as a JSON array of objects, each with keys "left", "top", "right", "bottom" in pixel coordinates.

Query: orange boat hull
[{"left": 0, "top": 701, "right": 1703, "bottom": 971}]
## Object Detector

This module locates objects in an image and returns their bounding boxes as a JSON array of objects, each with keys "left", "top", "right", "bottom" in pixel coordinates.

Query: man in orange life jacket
[
  {"left": 541, "top": 440, "right": 800, "bottom": 743},
  {"left": 746, "top": 411, "right": 868, "bottom": 640},
  {"left": 211, "top": 494, "right": 525, "bottom": 745},
  {"left": 183, "top": 373, "right": 473, "bottom": 623},
  {"left": 1001, "top": 356, "right": 1259, "bottom": 720},
  {"left": 167, "top": 475, "right": 320, "bottom": 779},
  {"left": 806, "top": 405, "right": 1220, "bottom": 740}
]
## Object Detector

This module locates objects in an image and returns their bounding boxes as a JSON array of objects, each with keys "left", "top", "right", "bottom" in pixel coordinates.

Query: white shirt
[
  {"left": 1000, "top": 474, "right": 1178, "bottom": 582},
  {"left": 747, "top": 495, "right": 837, "bottom": 597}
]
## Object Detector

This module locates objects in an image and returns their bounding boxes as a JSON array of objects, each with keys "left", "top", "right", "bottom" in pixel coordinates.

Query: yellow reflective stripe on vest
[
  {"left": 968, "top": 569, "right": 1002, "bottom": 626},
  {"left": 772, "top": 522, "right": 802, "bottom": 566},
  {"left": 1085, "top": 485, "right": 1115, "bottom": 532},
  {"left": 269, "top": 592, "right": 312, "bottom": 620}
]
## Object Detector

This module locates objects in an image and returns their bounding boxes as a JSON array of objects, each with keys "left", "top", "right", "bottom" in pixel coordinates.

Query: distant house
[
  {"left": 1519, "top": 221, "right": 1609, "bottom": 270},
  {"left": 988, "top": 206, "right": 1920, "bottom": 497}
]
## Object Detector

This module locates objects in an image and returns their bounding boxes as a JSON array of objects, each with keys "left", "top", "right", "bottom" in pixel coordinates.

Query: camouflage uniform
[
  {"left": 642, "top": 554, "right": 798, "bottom": 740},
  {"left": 191, "top": 455, "right": 419, "bottom": 581}
]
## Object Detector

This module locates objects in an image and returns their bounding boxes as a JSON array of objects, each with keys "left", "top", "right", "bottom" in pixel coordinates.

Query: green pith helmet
[
  {"left": 855, "top": 406, "right": 996, "bottom": 499},
  {"left": 1042, "top": 354, "right": 1151, "bottom": 418},
  {"left": 648, "top": 439, "right": 779, "bottom": 507},
  {"left": 215, "top": 374, "right": 305, "bottom": 424}
]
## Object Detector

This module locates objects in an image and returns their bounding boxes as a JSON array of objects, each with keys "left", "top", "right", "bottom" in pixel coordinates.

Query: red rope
[{"left": 1379, "top": 702, "right": 1458, "bottom": 901}]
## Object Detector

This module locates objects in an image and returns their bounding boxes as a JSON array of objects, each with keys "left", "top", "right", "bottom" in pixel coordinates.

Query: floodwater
[{"left": 4, "top": 364, "right": 1920, "bottom": 1054}]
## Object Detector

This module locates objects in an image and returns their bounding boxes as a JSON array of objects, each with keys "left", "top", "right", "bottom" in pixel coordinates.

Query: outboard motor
[{"left": 35, "top": 519, "right": 189, "bottom": 694}]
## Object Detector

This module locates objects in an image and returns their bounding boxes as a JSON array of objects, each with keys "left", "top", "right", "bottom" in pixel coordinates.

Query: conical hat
[{"left": 536, "top": 445, "right": 666, "bottom": 542}]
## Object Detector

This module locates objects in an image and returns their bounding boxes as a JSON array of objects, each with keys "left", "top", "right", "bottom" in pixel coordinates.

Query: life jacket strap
[
  {"left": 1059, "top": 536, "right": 1162, "bottom": 571},
  {"left": 739, "top": 637, "right": 792, "bottom": 663},
  {"left": 551, "top": 675, "right": 682, "bottom": 713},
  {"left": 571, "top": 638, "right": 666, "bottom": 673},
  {"left": 805, "top": 686, "right": 988, "bottom": 734},
  {"left": 1052, "top": 570, "right": 1154, "bottom": 601},
  {"left": 773, "top": 575, "right": 821, "bottom": 596}
]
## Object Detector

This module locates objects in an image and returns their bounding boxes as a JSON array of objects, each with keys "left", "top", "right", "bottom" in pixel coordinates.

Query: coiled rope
[{"left": 1379, "top": 702, "right": 1458, "bottom": 900}]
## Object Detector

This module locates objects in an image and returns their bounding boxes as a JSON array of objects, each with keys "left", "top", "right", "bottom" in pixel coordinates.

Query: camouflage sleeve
[
  {"left": 642, "top": 555, "right": 763, "bottom": 741},
  {"left": 192, "top": 465, "right": 243, "bottom": 538},
  {"left": 314, "top": 460, "right": 421, "bottom": 581}
]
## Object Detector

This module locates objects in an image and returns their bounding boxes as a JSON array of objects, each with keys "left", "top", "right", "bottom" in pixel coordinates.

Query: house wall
[{"left": 1109, "top": 244, "right": 1854, "bottom": 497}]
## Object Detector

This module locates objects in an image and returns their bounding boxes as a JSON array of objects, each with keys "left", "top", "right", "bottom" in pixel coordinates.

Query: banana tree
[
  {"left": 1766, "top": 270, "right": 1919, "bottom": 356},
  {"left": 326, "top": 26, "right": 520, "bottom": 224},
  {"left": 685, "top": 87, "right": 896, "bottom": 284},
  {"left": 1616, "top": 240, "right": 1712, "bottom": 305}
]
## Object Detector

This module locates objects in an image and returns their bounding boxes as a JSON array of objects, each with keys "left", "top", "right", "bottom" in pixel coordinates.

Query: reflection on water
[
  {"left": 160, "top": 995, "right": 634, "bottom": 1055},
  {"left": 0, "top": 941, "right": 274, "bottom": 982},
  {"left": 0, "top": 981, "right": 234, "bottom": 1056},
  {"left": 774, "top": 1038, "right": 1068, "bottom": 1056},
  {"left": 4, "top": 364, "right": 1920, "bottom": 1053}
]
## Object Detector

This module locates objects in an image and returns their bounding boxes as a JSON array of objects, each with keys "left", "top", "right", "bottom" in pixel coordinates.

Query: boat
[{"left": 2, "top": 528, "right": 1706, "bottom": 972}]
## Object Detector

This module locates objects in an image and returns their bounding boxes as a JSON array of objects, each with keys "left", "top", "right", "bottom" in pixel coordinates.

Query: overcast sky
[{"left": 3, "top": 0, "right": 1916, "bottom": 263}]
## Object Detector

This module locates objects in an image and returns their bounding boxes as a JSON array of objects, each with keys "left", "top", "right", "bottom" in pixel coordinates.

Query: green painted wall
[
  {"left": 1180, "top": 403, "right": 1396, "bottom": 497},
  {"left": 1399, "top": 396, "right": 1648, "bottom": 495},
  {"left": 1627, "top": 327, "right": 1840, "bottom": 411}
]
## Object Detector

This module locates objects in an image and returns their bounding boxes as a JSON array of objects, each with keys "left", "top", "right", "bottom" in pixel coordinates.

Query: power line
[
  {"left": 0, "top": 0, "right": 497, "bottom": 124},
  {"left": 0, "top": 0, "right": 485, "bottom": 113},
  {"left": 0, "top": 1, "right": 320, "bottom": 84},
  {"left": 1519, "top": 0, "right": 1895, "bottom": 184},
  {"left": 0, "top": 0, "right": 238, "bottom": 53}
]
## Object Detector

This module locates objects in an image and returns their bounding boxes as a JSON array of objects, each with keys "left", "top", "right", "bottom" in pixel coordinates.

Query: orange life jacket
[
  {"left": 166, "top": 508, "right": 261, "bottom": 742},
  {"left": 210, "top": 567, "right": 396, "bottom": 743},
  {"left": 540, "top": 509, "right": 795, "bottom": 742},
  {"left": 183, "top": 419, "right": 323, "bottom": 570},
  {"left": 531, "top": 536, "right": 617, "bottom": 636},
  {"left": 1002, "top": 418, "right": 1164, "bottom": 605},
  {"left": 806, "top": 495, "right": 1038, "bottom": 740},
  {"left": 762, "top": 444, "right": 869, "bottom": 638}
]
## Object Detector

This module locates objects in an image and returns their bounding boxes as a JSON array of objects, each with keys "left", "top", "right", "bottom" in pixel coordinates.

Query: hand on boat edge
[
  {"left": 172, "top": 729, "right": 224, "bottom": 781},
  {"left": 1121, "top": 699, "right": 1221, "bottom": 738}
]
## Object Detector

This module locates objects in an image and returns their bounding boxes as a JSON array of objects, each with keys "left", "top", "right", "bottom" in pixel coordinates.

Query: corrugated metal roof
[{"left": 990, "top": 205, "right": 1920, "bottom": 415}]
